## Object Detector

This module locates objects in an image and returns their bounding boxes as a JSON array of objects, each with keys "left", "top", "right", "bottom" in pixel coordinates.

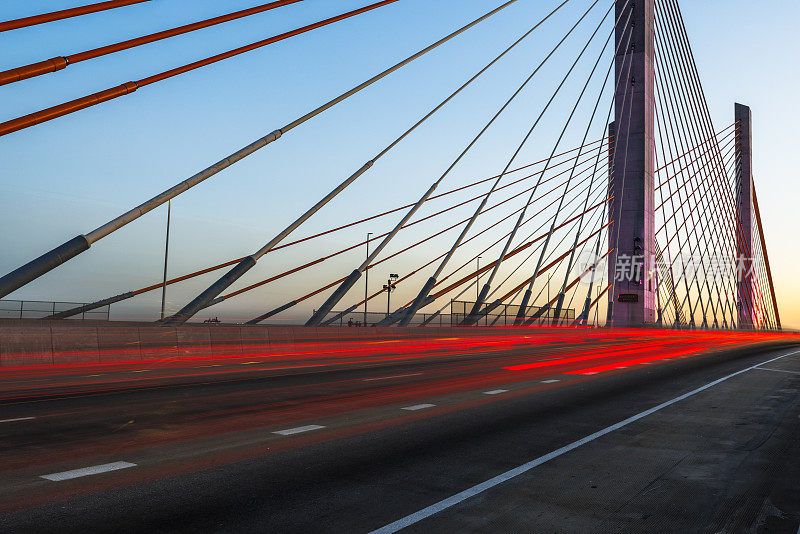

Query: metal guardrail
[
  {"left": 450, "top": 300, "right": 575, "bottom": 326},
  {"left": 321, "top": 300, "right": 575, "bottom": 327},
  {"left": 0, "top": 299, "right": 110, "bottom": 320}
]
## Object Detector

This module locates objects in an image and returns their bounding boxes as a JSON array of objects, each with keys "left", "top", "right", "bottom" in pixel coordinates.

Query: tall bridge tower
[
  {"left": 608, "top": 0, "right": 657, "bottom": 326},
  {"left": 735, "top": 103, "right": 755, "bottom": 328}
]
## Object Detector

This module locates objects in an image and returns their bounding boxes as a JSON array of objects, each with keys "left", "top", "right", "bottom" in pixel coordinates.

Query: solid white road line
[
  {"left": 0, "top": 417, "right": 35, "bottom": 423},
  {"left": 41, "top": 461, "right": 136, "bottom": 482},
  {"left": 483, "top": 390, "right": 508, "bottom": 395},
  {"left": 273, "top": 425, "right": 326, "bottom": 436},
  {"left": 402, "top": 404, "right": 436, "bottom": 411},
  {"left": 363, "top": 373, "right": 423, "bottom": 382},
  {"left": 370, "top": 348, "right": 800, "bottom": 534},
  {"left": 541, "top": 379, "right": 560, "bottom": 384},
  {"left": 754, "top": 366, "right": 800, "bottom": 376}
]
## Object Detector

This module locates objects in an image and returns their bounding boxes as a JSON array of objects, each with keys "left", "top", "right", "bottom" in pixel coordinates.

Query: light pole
[
  {"left": 546, "top": 272, "right": 551, "bottom": 323},
  {"left": 364, "top": 232, "right": 372, "bottom": 326},
  {"left": 476, "top": 256, "right": 482, "bottom": 325},
  {"left": 476, "top": 256, "right": 482, "bottom": 301},
  {"left": 160, "top": 199, "right": 172, "bottom": 320},
  {"left": 383, "top": 273, "right": 398, "bottom": 319}
]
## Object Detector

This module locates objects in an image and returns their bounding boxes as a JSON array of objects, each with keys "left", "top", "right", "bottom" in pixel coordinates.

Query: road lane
[{"left": 0, "top": 330, "right": 797, "bottom": 532}]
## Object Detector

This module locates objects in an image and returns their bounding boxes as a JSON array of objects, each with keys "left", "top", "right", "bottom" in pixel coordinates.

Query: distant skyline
[{"left": 1, "top": 0, "right": 797, "bottom": 328}]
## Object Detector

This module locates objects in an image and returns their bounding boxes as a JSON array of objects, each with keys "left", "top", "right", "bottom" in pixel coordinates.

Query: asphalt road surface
[{"left": 1, "top": 329, "right": 799, "bottom": 533}]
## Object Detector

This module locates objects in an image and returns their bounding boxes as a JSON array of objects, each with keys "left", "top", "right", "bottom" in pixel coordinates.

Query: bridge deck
[{"left": 0, "top": 336, "right": 798, "bottom": 532}]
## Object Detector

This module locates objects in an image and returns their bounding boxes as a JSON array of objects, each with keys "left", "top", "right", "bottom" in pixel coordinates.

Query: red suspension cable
[
  {"left": 0, "top": 0, "right": 303, "bottom": 86},
  {"left": 0, "top": 0, "right": 402, "bottom": 137},
  {"left": 0, "top": 0, "right": 150, "bottom": 32}
]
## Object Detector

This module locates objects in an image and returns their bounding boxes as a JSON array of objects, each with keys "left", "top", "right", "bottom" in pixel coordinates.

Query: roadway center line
[
  {"left": 483, "top": 390, "right": 508, "bottom": 395},
  {"left": 402, "top": 404, "right": 436, "bottom": 411},
  {"left": 363, "top": 373, "right": 423, "bottom": 382},
  {"left": 41, "top": 461, "right": 137, "bottom": 482},
  {"left": 0, "top": 416, "right": 35, "bottom": 423},
  {"left": 370, "top": 348, "right": 800, "bottom": 534},
  {"left": 273, "top": 425, "right": 326, "bottom": 436}
]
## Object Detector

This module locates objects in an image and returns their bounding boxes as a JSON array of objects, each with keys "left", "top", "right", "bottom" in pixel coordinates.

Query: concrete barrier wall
[{"left": 0, "top": 319, "right": 527, "bottom": 368}]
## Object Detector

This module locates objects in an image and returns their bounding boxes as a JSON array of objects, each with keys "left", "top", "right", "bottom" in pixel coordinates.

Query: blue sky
[{"left": 1, "top": 0, "right": 798, "bottom": 327}]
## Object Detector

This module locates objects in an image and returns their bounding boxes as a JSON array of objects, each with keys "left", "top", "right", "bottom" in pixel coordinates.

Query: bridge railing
[
  {"left": 0, "top": 299, "right": 110, "bottom": 320},
  {"left": 320, "top": 302, "right": 576, "bottom": 327}
]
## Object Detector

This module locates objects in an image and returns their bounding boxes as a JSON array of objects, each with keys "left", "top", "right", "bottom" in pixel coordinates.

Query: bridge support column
[
  {"left": 734, "top": 103, "right": 754, "bottom": 328},
  {"left": 608, "top": 0, "right": 657, "bottom": 326}
]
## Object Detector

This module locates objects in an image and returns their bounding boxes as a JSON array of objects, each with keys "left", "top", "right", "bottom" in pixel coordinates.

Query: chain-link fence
[
  {"left": 449, "top": 300, "right": 575, "bottom": 326},
  {"left": 0, "top": 300, "right": 111, "bottom": 320},
  {"left": 318, "top": 300, "right": 575, "bottom": 327},
  {"left": 319, "top": 310, "right": 453, "bottom": 327}
]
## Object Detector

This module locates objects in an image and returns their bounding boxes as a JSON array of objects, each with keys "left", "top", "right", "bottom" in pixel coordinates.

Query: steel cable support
[
  {"left": 0, "top": 0, "right": 520, "bottom": 300},
  {"left": 398, "top": 0, "right": 615, "bottom": 327},
  {"left": 666, "top": 2, "right": 766, "bottom": 330},
  {"left": 547, "top": 11, "right": 635, "bottom": 324},
  {"left": 654, "top": 68, "right": 697, "bottom": 327},
  {"left": 526, "top": 247, "right": 614, "bottom": 325},
  {"left": 221, "top": 148, "right": 609, "bottom": 321},
  {"left": 476, "top": 15, "right": 629, "bottom": 326},
  {"left": 654, "top": 142, "right": 739, "bottom": 326},
  {"left": 476, "top": 221, "right": 612, "bottom": 323},
  {"left": 304, "top": 0, "right": 596, "bottom": 326},
  {"left": 375, "top": 184, "right": 612, "bottom": 326},
  {"left": 279, "top": 138, "right": 610, "bottom": 250},
  {"left": 0, "top": 1, "right": 405, "bottom": 136},
  {"left": 655, "top": 13, "right": 733, "bottom": 327},
  {"left": 260, "top": 165, "right": 610, "bottom": 325},
  {"left": 163, "top": 0, "right": 574, "bottom": 325},
  {"left": 406, "top": 186, "right": 613, "bottom": 317},
  {"left": 654, "top": 30, "right": 718, "bottom": 326},
  {"left": 654, "top": 122, "right": 736, "bottom": 194},
  {"left": 658, "top": 0, "right": 753, "bottom": 326},
  {"left": 0, "top": 0, "right": 150, "bottom": 32},
  {"left": 386, "top": 173, "right": 612, "bottom": 327},
  {"left": 49, "top": 141, "right": 606, "bottom": 320},
  {"left": 752, "top": 185, "right": 782, "bottom": 329},
  {"left": 654, "top": 13, "right": 742, "bottom": 327},
  {"left": 215, "top": 153, "right": 606, "bottom": 306},
  {"left": 468, "top": 185, "right": 612, "bottom": 325},
  {"left": 0, "top": 0, "right": 303, "bottom": 86},
  {"left": 526, "top": 17, "right": 634, "bottom": 326},
  {"left": 655, "top": 131, "right": 737, "bottom": 217},
  {"left": 457, "top": 2, "right": 627, "bottom": 326},
  {"left": 520, "top": 200, "right": 614, "bottom": 326},
  {"left": 431, "top": 162, "right": 611, "bottom": 297},
  {"left": 429, "top": 213, "right": 612, "bottom": 310}
]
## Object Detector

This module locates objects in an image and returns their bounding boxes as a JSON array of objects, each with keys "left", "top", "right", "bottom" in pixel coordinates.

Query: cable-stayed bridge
[
  {"left": 1, "top": 2, "right": 798, "bottom": 531},
  {"left": 0, "top": 0, "right": 782, "bottom": 331}
]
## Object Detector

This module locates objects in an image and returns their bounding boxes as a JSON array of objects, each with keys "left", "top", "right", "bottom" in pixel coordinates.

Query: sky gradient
[{"left": 1, "top": 0, "right": 797, "bottom": 328}]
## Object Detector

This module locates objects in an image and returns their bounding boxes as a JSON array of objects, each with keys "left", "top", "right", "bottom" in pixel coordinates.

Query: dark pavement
[{"left": 0, "top": 329, "right": 798, "bottom": 533}]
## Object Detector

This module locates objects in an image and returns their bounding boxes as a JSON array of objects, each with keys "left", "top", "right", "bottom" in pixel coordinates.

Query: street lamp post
[
  {"left": 383, "top": 273, "right": 399, "bottom": 319},
  {"left": 476, "top": 256, "right": 482, "bottom": 325},
  {"left": 476, "top": 256, "right": 481, "bottom": 301},
  {"left": 364, "top": 232, "right": 372, "bottom": 326},
  {"left": 160, "top": 199, "right": 172, "bottom": 321}
]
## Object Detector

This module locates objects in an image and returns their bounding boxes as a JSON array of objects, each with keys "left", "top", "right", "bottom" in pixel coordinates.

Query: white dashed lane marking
[
  {"left": 272, "top": 425, "right": 326, "bottom": 436},
  {"left": 542, "top": 379, "right": 560, "bottom": 384},
  {"left": 483, "top": 390, "right": 508, "bottom": 395},
  {"left": 0, "top": 417, "right": 35, "bottom": 423},
  {"left": 41, "top": 461, "right": 136, "bottom": 482},
  {"left": 402, "top": 404, "right": 436, "bottom": 411}
]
